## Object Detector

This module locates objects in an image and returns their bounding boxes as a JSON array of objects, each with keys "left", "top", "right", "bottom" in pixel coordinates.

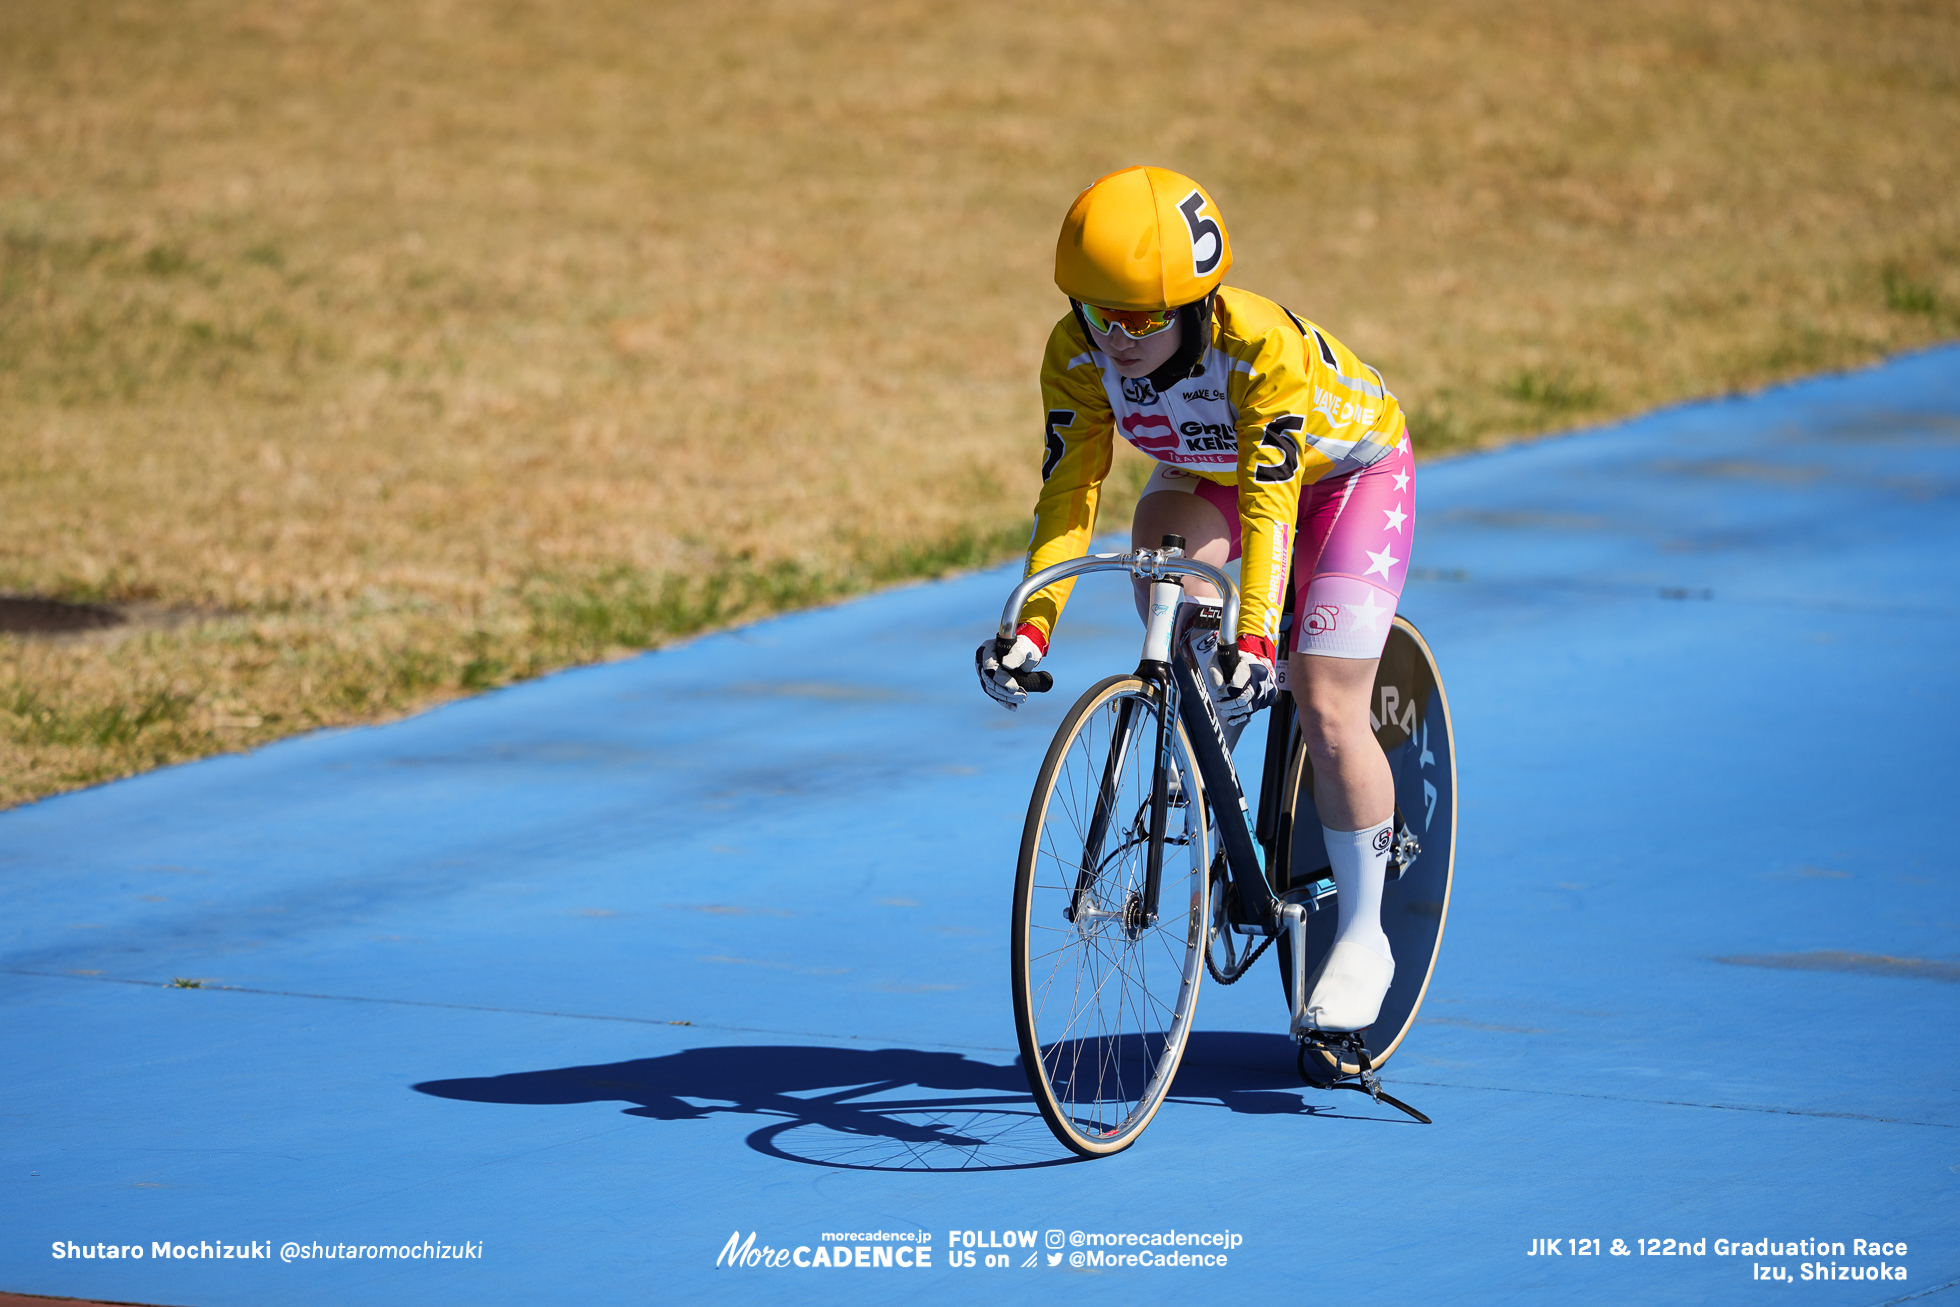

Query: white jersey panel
[{"left": 1091, "top": 347, "right": 1242, "bottom": 476}]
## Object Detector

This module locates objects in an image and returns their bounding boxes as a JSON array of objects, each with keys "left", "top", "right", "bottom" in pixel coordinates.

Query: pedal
[
  {"left": 1297, "top": 1031, "right": 1369, "bottom": 1085},
  {"left": 1295, "top": 1030, "right": 1432, "bottom": 1125},
  {"left": 1385, "top": 808, "right": 1421, "bottom": 884}
]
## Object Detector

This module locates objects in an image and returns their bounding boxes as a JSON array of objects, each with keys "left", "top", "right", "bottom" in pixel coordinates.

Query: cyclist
[{"left": 977, "top": 166, "right": 1415, "bottom": 1034}]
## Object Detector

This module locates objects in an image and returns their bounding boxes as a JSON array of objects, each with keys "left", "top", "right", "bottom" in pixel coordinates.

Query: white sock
[{"left": 1322, "top": 820, "right": 1393, "bottom": 962}]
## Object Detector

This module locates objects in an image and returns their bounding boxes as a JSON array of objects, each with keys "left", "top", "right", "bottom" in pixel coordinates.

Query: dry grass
[{"left": 2, "top": 0, "right": 1956, "bottom": 807}]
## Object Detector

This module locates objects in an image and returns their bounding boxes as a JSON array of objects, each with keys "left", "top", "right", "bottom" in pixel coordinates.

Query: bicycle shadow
[{"left": 413, "top": 1031, "right": 1406, "bottom": 1172}]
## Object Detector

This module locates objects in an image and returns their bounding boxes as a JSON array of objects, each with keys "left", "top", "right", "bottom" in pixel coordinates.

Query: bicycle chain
[
  {"left": 1205, "top": 929, "right": 1274, "bottom": 985},
  {"left": 1205, "top": 852, "right": 1278, "bottom": 985},
  {"left": 1204, "top": 874, "right": 1276, "bottom": 985}
]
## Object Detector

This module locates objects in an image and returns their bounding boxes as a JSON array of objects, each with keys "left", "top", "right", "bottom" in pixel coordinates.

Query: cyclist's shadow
[{"left": 414, "top": 1032, "right": 1362, "bottom": 1172}]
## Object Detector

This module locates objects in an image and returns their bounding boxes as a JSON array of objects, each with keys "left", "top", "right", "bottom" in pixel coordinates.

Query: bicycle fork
[
  {"left": 1062, "top": 567, "right": 1185, "bottom": 932},
  {"left": 1067, "top": 695, "right": 1136, "bottom": 925},
  {"left": 1131, "top": 569, "right": 1186, "bottom": 933}
]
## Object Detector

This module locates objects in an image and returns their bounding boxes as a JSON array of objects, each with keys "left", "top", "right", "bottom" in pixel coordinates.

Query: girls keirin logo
[{"left": 1120, "top": 412, "right": 1179, "bottom": 457}]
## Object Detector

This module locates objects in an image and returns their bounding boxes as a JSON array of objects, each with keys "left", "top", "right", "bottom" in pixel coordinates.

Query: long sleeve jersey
[{"left": 1017, "top": 284, "right": 1406, "bottom": 648}]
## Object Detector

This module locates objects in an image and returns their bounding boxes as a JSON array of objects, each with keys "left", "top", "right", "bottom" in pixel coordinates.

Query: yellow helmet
[{"left": 1054, "top": 166, "right": 1232, "bottom": 311}]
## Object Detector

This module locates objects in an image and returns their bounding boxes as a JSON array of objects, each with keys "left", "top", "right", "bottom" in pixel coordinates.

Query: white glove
[
  {"left": 975, "top": 633, "right": 1046, "bottom": 710},
  {"left": 1219, "top": 639, "right": 1278, "bottom": 714}
]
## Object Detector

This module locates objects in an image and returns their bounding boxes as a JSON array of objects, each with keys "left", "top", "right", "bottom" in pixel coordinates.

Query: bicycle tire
[
  {"left": 1273, "top": 615, "right": 1456, "bottom": 1066},
  {"left": 1011, "top": 673, "right": 1209, "bottom": 1157}
]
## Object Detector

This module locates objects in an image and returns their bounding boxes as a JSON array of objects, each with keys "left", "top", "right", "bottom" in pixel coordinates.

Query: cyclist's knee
[
  {"left": 1130, "top": 491, "right": 1230, "bottom": 614},
  {"left": 1292, "top": 659, "right": 1378, "bottom": 761},
  {"left": 1132, "top": 492, "right": 1230, "bottom": 559},
  {"left": 1295, "top": 702, "right": 1368, "bottom": 765}
]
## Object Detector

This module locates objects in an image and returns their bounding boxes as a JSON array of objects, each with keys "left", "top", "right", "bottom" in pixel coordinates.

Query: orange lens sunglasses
[{"left": 1080, "top": 302, "right": 1178, "bottom": 339}]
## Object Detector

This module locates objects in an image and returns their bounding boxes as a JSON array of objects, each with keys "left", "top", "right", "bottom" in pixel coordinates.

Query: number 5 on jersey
[{"left": 1043, "top": 410, "right": 1075, "bottom": 481}]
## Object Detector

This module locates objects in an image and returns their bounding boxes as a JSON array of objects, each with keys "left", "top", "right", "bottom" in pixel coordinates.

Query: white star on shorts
[
  {"left": 1347, "top": 591, "right": 1387, "bottom": 633},
  {"left": 1393, "top": 469, "right": 1411, "bottom": 493},
  {"left": 1364, "top": 545, "right": 1400, "bottom": 578},
  {"left": 1382, "top": 503, "right": 1407, "bottom": 533}
]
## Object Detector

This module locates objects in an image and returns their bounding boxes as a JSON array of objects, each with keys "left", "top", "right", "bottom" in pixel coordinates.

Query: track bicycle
[{"left": 993, "top": 536, "right": 1456, "bottom": 1157}]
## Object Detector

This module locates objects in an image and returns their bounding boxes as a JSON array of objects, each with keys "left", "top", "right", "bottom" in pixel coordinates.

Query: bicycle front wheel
[{"left": 1011, "top": 674, "right": 1209, "bottom": 1157}]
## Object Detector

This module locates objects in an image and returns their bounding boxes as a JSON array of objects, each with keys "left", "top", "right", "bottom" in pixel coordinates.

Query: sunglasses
[{"left": 1080, "top": 302, "right": 1178, "bottom": 340}]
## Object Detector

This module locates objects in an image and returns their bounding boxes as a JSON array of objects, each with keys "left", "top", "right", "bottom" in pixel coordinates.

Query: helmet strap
[
  {"left": 1143, "top": 294, "right": 1214, "bottom": 394},
  {"left": 1068, "top": 299, "right": 1099, "bottom": 351}
]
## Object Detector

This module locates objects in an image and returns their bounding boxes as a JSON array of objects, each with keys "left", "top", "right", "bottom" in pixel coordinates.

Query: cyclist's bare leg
[
  {"left": 1130, "top": 490, "right": 1232, "bottom": 618},
  {"left": 1292, "top": 649, "right": 1397, "bottom": 1030},
  {"left": 1290, "top": 652, "right": 1393, "bottom": 830}
]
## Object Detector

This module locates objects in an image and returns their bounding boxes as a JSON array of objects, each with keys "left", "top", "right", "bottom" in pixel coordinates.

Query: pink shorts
[{"left": 1141, "top": 435, "right": 1414, "bottom": 660}]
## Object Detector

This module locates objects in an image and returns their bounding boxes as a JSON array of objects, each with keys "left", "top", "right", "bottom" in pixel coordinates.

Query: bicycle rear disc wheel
[
  {"left": 1275, "top": 614, "right": 1456, "bottom": 1066},
  {"left": 1011, "top": 674, "right": 1209, "bottom": 1157}
]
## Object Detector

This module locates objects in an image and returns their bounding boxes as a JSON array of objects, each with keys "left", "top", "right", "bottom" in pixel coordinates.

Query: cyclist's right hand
[
  {"left": 976, "top": 627, "right": 1051, "bottom": 710},
  {"left": 1218, "top": 635, "right": 1279, "bottom": 713}
]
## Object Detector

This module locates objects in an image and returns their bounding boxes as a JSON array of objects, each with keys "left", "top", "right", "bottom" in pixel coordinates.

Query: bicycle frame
[
  {"left": 996, "top": 547, "right": 1284, "bottom": 936},
  {"left": 1001, "top": 548, "right": 1451, "bottom": 1132}
]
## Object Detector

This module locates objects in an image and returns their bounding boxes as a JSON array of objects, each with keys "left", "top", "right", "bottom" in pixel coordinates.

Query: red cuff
[
  {"left": 1237, "top": 634, "right": 1279, "bottom": 664},
  {"left": 1015, "top": 623, "right": 1050, "bottom": 655}
]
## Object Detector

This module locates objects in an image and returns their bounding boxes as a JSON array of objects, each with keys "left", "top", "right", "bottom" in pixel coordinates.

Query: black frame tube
[
  {"left": 1254, "top": 688, "right": 1296, "bottom": 850},
  {"left": 1169, "top": 651, "right": 1279, "bottom": 929}
]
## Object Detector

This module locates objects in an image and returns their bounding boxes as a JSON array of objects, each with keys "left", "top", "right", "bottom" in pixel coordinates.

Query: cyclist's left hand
[{"left": 1220, "top": 635, "right": 1278, "bottom": 713}]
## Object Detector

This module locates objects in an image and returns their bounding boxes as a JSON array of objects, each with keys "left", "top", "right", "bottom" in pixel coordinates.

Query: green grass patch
[
  {"left": 1502, "top": 369, "right": 1602, "bottom": 412},
  {"left": 522, "top": 520, "right": 1031, "bottom": 669},
  {"left": 3, "top": 678, "right": 195, "bottom": 749},
  {"left": 1882, "top": 264, "right": 1942, "bottom": 317},
  {"left": 142, "top": 244, "right": 194, "bottom": 277}
]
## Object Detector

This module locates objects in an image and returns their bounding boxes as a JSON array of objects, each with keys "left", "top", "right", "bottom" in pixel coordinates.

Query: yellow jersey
[{"left": 1017, "top": 285, "right": 1406, "bottom": 649}]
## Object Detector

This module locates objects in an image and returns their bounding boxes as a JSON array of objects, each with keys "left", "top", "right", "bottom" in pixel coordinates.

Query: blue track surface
[{"left": 5, "top": 347, "right": 1958, "bottom": 1306}]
